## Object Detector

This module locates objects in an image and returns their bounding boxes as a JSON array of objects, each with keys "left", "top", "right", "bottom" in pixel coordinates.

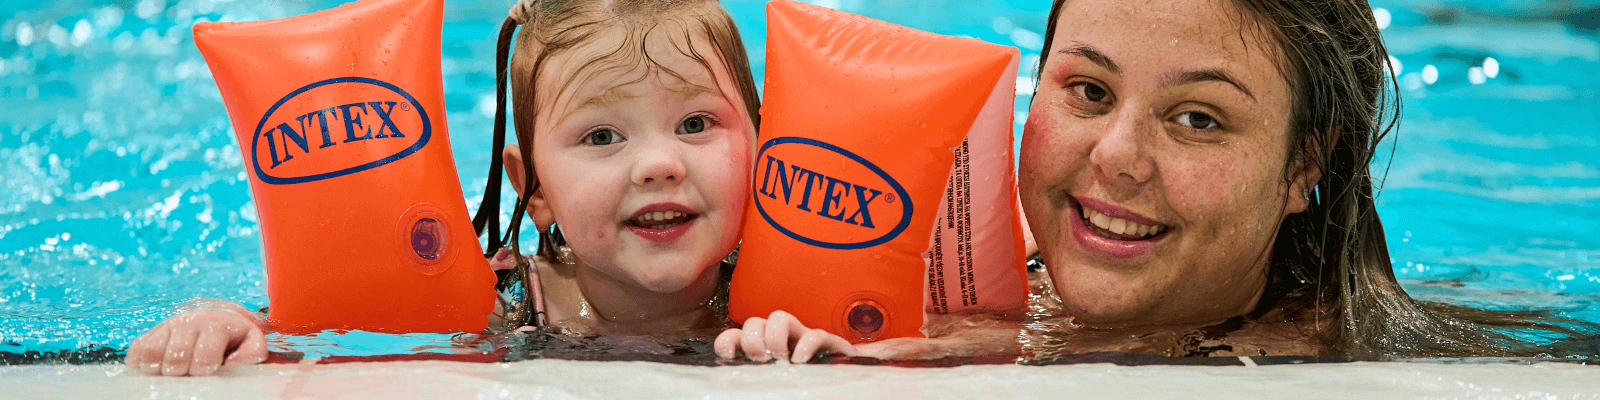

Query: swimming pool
[{"left": 2, "top": 0, "right": 1599, "bottom": 395}]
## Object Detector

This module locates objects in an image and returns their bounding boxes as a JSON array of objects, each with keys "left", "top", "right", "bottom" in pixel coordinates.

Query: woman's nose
[
  {"left": 1087, "top": 109, "right": 1155, "bottom": 186},
  {"left": 631, "top": 137, "right": 687, "bottom": 186}
]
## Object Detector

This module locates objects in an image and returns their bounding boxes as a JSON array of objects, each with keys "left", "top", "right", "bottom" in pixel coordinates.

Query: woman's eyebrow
[
  {"left": 1168, "top": 69, "right": 1256, "bottom": 99},
  {"left": 1057, "top": 42, "right": 1121, "bottom": 74}
]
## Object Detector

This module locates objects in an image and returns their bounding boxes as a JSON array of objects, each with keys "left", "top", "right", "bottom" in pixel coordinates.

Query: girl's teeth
[
  {"left": 635, "top": 210, "right": 691, "bottom": 228},
  {"left": 1082, "top": 205, "right": 1166, "bottom": 238},
  {"left": 639, "top": 211, "right": 680, "bottom": 222}
]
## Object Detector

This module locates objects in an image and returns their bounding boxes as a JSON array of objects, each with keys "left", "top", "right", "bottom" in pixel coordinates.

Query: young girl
[
  {"left": 479, "top": 0, "right": 761, "bottom": 338},
  {"left": 126, "top": 0, "right": 761, "bottom": 376}
]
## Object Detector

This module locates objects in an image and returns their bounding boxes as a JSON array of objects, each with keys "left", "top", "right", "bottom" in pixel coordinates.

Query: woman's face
[{"left": 1020, "top": 0, "right": 1314, "bottom": 327}]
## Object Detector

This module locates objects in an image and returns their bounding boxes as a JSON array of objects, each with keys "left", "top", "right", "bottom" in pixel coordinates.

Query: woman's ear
[
  {"left": 1287, "top": 128, "right": 1337, "bottom": 214},
  {"left": 502, "top": 144, "right": 557, "bottom": 232},
  {"left": 1287, "top": 162, "right": 1322, "bottom": 214}
]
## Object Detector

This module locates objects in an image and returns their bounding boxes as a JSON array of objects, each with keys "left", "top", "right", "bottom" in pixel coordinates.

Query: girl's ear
[{"left": 502, "top": 144, "right": 557, "bottom": 232}]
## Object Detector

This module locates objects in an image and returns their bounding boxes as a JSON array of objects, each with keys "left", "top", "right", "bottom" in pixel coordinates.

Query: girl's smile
[
  {"left": 520, "top": 22, "right": 755, "bottom": 296},
  {"left": 625, "top": 202, "right": 699, "bottom": 243}
]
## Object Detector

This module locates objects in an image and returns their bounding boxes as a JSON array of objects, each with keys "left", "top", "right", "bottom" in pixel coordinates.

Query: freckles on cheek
[
  {"left": 1169, "top": 150, "right": 1244, "bottom": 213},
  {"left": 1021, "top": 107, "right": 1049, "bottom": 148},
  {"left": 1020, "top": 114, "right": 1048, "bottom": 168},
  {"left": 1020, "top": 106, "right": 1074, "bottom": 179}
]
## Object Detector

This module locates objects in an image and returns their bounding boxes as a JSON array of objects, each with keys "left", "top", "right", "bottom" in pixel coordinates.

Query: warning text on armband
[{"left": 927, "top": 139, "right": 976, "bottom": 313}]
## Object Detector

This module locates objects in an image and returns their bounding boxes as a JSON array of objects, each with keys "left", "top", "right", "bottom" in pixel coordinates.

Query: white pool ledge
[{"left": 5, "top": 359, "right": 1600, "bottom": 399}]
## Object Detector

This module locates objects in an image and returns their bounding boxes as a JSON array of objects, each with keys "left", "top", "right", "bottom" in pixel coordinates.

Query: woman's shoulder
[{"left": 1211, "top": 318, "right": 1325, "bottom": 357}]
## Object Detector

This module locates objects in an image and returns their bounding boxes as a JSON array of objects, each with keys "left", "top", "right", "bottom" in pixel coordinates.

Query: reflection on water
[
  {"left": 1020, "top": 268, "right": 1320, "bottom": 360},
  {"left": 487, "top": 328, "right": 724, "bottom": 366}
]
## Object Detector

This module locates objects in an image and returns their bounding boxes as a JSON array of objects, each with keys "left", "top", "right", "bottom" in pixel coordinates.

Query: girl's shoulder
[{"left": 489, "top": 249, "right": 577, "bottom": 331}]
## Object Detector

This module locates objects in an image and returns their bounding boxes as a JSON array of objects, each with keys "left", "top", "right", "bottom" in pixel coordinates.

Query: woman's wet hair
[
  {"left": 471, "top": 0, "right": 759, "bottom": 329},
  {"left": 1035, "top": 0, "right": 1596, "bottom": 357}
]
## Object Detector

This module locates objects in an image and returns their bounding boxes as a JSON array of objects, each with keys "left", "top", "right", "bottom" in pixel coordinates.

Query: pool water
[{"left": 2, "top": 0, "right": 1599, "bottom": 363}]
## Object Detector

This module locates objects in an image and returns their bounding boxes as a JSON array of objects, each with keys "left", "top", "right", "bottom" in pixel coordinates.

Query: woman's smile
[
  {"left": 1068, "top": 196, "right": 1170, "bottom": 259},
  {"left": 1021, "top": 0, "right": 1298, "bottom": 327}
]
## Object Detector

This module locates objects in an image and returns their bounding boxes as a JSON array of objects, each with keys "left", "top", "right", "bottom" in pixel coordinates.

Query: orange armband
[
  {"left": 194, "top": 0, "right": 493, "bottom": 334},
  {"left": 729, "top": 0, "right": 1027, "bottom": 343}
]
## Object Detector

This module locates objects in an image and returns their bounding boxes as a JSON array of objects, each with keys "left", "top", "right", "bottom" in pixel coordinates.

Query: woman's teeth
[
  {"left": 1082, "top": 206, "right": 1166, "bottom": 239},
  {"left": 631, "top": 211, "right": 692, "bottom": 230}
]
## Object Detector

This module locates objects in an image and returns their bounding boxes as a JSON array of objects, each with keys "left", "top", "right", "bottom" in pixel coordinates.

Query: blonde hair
[{"left": 471, "top": 0, "right": 759, "bottom": 329}]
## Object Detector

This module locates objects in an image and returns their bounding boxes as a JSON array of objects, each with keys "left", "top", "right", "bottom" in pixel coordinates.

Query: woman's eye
[
  {"left": 1072, "top": 82, "right": 1110, "bottom": 103},
  {"left": 582, "top": 128, "right": 622, "bottom": 145},
  {"left": 1174, "top": 111, "right": 1220, "bottom": 130},
  {"left": 679, "top": 115, "right": 710, "bottom": 134}
]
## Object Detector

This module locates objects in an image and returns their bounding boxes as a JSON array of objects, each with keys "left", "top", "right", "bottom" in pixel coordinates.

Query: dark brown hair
[
  {"left": 1036, "top": 0, "right": 1595, "bottom": 357},
  {"left": 471, "top": 0, "right": 759, "bottom": 329}
]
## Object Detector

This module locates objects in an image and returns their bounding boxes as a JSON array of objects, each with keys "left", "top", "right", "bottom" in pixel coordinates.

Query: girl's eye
[
  {"left": 582, "top": 128, "right": 622, "bottom": 145},
  {"left": 1174, "top": 111, "right": 1220, "bottom": 130},
  {"left": 679, "top": 115, "right": 710, "bottom": 135},
  {"left": 1072, "top": 82, "right": 1110, "bottom": 103}
]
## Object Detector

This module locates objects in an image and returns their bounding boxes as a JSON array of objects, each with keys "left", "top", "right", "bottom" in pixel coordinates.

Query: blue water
[{"left": 1, "top": 0, "right": 1597, "bottom": 358}]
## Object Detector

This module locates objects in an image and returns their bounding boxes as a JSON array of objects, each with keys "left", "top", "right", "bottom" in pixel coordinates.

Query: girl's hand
[
  {"left": 125, "top": 300, "right": 269, "bottom": 376},
  {"left": 714, "top": 310, "right": 857, "bottom": 363}
]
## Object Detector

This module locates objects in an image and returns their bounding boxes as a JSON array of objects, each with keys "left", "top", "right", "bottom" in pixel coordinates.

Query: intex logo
[
  {"left": 250, "top": 77, "right": 431, "bottom": 185},
  {"left": 753, "top": 137, "right": 912, "bottom": 250}
]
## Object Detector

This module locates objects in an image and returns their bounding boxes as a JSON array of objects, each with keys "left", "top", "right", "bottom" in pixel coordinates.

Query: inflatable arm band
[
  {"left": 194, "top": 0, "right": 494, "bottom": 334},
  {"left": 729, "top": 0, "right": 1029, "bottom": 343}
]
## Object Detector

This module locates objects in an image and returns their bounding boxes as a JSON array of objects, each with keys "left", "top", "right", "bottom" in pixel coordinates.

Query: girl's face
[
  {"left": 531, "top": 26, "right": 755, "bottom": 294},
  {"left": 1020, "top": 0, "right": 1315, "bottom": 327}
]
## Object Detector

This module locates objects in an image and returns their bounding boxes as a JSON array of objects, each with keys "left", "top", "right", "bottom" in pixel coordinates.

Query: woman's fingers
[
  {"left": 791, "top": 328, "right": 857, "bottom": 363},
  {"left": 738, "top": 317, "right": 770, "bottom": 362}
]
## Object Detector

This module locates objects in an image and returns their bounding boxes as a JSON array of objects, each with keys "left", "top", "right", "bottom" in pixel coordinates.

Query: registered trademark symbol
[
  {"left": 884, "top": 193, "right": 896, "bottom": 203},
  {"left": 400, "top": 103, "right": 411, "bottom": 111}
]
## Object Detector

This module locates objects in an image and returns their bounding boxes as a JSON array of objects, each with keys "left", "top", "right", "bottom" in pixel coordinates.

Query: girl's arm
[
  {"left": 715, "top": 310, "right": 1024, "bottom": 363},
  {"left": 715, "top": 310, "right": 858, "bottom": 363},
  {"left": 125, "top": 298, "right": 270, "bottom": 376}
]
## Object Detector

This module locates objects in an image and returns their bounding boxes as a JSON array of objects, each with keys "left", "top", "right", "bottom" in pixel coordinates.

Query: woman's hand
[
  {"left": 715, "top": 310, "right": 857, "bottom": 363},
  {"left": 125, "top": 300, "right": 269, "bottom": 376}
]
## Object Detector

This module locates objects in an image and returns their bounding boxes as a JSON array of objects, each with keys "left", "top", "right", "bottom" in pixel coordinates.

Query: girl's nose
[
  {"left": 1088, "top": 109, "right": 1155, "bottom": 187},
  {"left": 631, "top": 139, "right": 687, "bottom": 186}
]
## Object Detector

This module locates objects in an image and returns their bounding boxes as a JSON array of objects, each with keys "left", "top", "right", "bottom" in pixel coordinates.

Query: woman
[
  {"left": 1022, "top": 0, "right": 1593, "bottom": 358},
  {"left": 719, "top": 0, "right": 1595, "bottom": 362}
]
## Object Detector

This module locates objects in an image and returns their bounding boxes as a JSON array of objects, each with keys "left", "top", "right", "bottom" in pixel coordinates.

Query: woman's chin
[
  {"left": 1058, "top": 303, "right": 1157, "bottom": 328},
  {"left": 1061, "top": 299, "right": 1250, "bottom": 330}
]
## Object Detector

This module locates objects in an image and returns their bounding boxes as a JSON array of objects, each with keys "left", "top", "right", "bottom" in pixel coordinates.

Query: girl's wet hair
[
  {"left": 471, "top": 0, "right": 759, "bottom": 329},
  {"left": 1035, "top": 0, "right": 1597, "bottom": 357}
]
